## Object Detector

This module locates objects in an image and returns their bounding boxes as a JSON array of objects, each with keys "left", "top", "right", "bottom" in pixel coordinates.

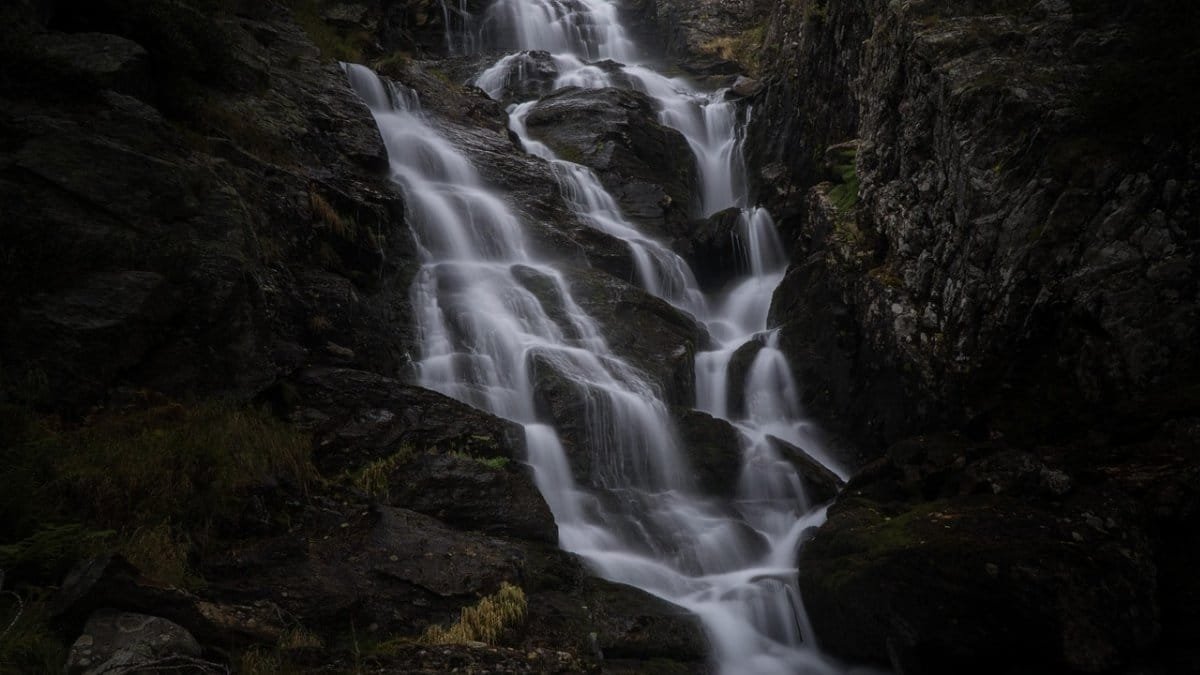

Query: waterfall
[{"left": 345, "top": 1, "right": 857, "bottom": 671}]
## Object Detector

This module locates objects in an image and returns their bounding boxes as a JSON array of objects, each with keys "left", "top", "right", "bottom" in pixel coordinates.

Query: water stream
[{"left": 345, "top": 2, "right": 859, "bottom": 671}]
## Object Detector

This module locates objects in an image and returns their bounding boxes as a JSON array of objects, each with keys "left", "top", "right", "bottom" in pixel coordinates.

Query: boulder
[
  {"left": 519, "top": 546, "right": 709, "bottom": 669},
  {"left": 473, "top": 50, "right": 560, "bottom": 104},
  {"left": 281, "top": 367, "right": 527, "bottom": 473},
  {"left": 204, "top": 505, "right": 528, "bottom": 637},
  {"left": 521, "top": 87, "right": 698, "bottom": 242},
  {"left": 727, "top": 75, "right": 763, "bottom": 98},
  {"left": 559, "top": 267, "right": 709, "bottom": 406},
  {"left": 67, "top": 610, "right": 203, "bottom": 675},
  {"left": 798, "top": 434, "right": 1162, "bottom": 674},
  {"left": 681, "top": 207, "right": 745, "bottom": 293},
  {"left": 763, "top": 435, "right": 842, "bottom": 504},
  {"left": 51, "top": 555, "right": 290, "bottom": 647}
]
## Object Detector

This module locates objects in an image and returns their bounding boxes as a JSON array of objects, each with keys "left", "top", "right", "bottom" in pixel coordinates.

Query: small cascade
[
  {"left": 479, "top": 0, "right": 636, "bottom": 60},
  {"left": 508, "top": 101, "right": 708, "bottom": 316},
  {"left": 438, "top": 0, "right": 477, "bottom": 54}
]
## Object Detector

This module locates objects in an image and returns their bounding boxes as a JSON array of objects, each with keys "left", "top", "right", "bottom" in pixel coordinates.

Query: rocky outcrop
[
  {"left": 0, "top": 2, "right": 717, "bottom": 672},
  {"left": 280, "top": 367, "right": 527, "bottom": 470},
  {"left": 0, "top": 0, "right": 413, "bottom": 412},
  {"left": 752, "top": 0, "right": 1200, "bottom": 450},
  {"left": 563, "top": 267, "right": 709, "bottom": 404},
  {"left": 798, "top": 428, "right": 1200, "bottom": 674},
  {"left": 742, "top": 0, "right": 1200, "bottom": 671},
  {"left": 521, "top": 86, "right": 699, "bottom": 242},
  {"left": 622, "top": 0, "right": 771, "bottom": 74}
]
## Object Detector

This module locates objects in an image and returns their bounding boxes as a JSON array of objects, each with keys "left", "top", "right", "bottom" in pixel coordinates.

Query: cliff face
[
  {"left": 0, "top": 0, "right": 417, "bottom": 410},
  {"left": 738, "top": 0, "right": 1200, "bottom": 672},
  {"left": 749, "top": 0, "right": 1199, "bottom": 449}
]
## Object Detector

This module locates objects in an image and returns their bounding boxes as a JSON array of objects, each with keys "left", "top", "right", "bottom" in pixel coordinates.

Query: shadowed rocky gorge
[{"left": 1, "top": 0, "right": 1196, "bottom": 673}]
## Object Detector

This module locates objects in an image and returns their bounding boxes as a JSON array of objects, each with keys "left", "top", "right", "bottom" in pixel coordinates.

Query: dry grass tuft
[{"left": 419, "top": 582, "right": 527, "bottom": 645}]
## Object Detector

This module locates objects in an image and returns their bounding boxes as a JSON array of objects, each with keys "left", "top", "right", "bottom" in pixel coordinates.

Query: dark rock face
[
  {"left": 0, "top": 1, "right": 415, "bottom": 411},
  {"left": 681, "top": 206, "right": 745, "bottom": 293},
  {"left": 796, "top": 431, "right": 1200, "bottom": 674},
  {"left": 752, "top": 0, "right": 1200, "bottom": 450},
  {"left": 281, "top": 367, "right": 527, "bottom": 471},
  {"left": 673, "top": 408, "right": 743, "bottom": 496},
  {"left": 741, "top": 0, "right": 1200, "bottom": 671},
  {"left": 386, "top": 451, "right": 559, "bottom": 543},
  {"left": 521, "top": 87, "right": 699, "bottom": 242},
  {"left": 622, "top": 0, "right": 771, "bottom": 74}
]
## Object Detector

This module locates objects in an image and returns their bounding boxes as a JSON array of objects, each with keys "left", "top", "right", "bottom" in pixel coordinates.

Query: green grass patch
[{"left": 0, "top": 400, "right": 314, "bottom": 588}]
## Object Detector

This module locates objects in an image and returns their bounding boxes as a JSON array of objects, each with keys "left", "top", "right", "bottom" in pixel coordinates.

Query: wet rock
[
  {"left": 380, "top": 64, "right": 640, "bottom": 282},
  {"left": 542, "top": 266, "right": 708, "bottom": 406},
  {"left": 764, "top": 435, "right": 842, "bottom": 504},
  {"left": 67, "top": 610, "right": 202, "bottom": 675},
  {"left": 578, "top": 577, "right": 708, "bottom": 663},
  {"left": 723, "top": 337, "right": 765, "bottom": 418},
  {"left": 520, "top": 547, "right": 709, "bottom": 668},
  {"left": 727, "top": 75, "right": 763, "bottom": 98},
  {"left": 521, "top": 86, "right": 698, "bottom": 242},
  {"left": 475, "top": 50, "right": 561, "bottom": 104},
  {"left": 682, "top": 206, "right": 745, "bottom": 293},
  {"left": 673, "top": 408, "right": 743, "bottom": 496}
]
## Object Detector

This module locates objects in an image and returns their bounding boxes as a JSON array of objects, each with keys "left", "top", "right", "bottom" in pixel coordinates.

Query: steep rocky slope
[
  {"left": 3, "top": 0, "right": 1197, "bottom": 672},
  {"left": 0, "top": 1, "right": 714, "bottom": 672},
  {"left": 722, "top": 0, "right": 1199, "bottom": 672}
]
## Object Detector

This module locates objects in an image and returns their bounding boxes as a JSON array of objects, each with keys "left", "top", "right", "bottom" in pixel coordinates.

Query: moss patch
[{"left": 284, "top": 0, "right": 372, "bottom": 63}]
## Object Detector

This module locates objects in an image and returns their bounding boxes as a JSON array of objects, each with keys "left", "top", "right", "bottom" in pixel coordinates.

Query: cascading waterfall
[{"left": 345, "top": 0, "right": 865, "bottom": 670}]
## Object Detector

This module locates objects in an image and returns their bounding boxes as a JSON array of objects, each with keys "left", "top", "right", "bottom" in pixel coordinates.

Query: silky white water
[{"left": 345, "top": 3, "right": 858, "bottom": 670}]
